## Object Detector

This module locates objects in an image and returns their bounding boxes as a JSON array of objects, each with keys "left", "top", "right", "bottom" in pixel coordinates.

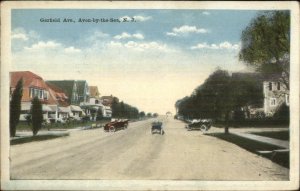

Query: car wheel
[
  {"left": 200, "top": 125, "right": 207, "bottom": 132},
  {"left": 109, "top": 126, "right": 116, "bottom": 132}
]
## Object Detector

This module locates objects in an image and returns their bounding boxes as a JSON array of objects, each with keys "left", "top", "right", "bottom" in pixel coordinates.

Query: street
[{"left": 10, "top": 118, "right": 289, "bottom": 180}]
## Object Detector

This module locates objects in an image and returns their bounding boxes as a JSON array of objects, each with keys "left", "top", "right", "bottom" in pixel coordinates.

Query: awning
[
  {"left": 70, "top": 105, "right": 83, "bottom": 112},
  {"left": 42, "top": 105, "right": 52, "bottom": 112},
  {"left": 48, "top": 105, "right": 58, "bottom": 112},
  {"left": 59, "top": 107, "right": 71, "bottom": 113},
  {"left": 21, "top": 102, "right": 31, "bottom": 111}
]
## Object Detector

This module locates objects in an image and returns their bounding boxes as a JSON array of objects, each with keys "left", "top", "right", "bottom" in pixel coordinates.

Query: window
[
  {"left": 39, "top": 90, "right": 43, "bottom": 99},
  {"left": 270, "top": 98, "right": 277, "bottom": 106},
  {"left": 268, "top": 82, "right": 272, "bottom": 91},
  {"left": 30, "top": 88, "right": 33, "bottom": 98},
  {"left": 44, "top": 91, "right": 48, "bottom": 100},
  {"left": 277, "top": 82, "right": 280, "bottom": 90}
]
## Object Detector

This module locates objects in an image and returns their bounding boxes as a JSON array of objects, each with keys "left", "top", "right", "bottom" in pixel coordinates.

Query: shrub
[
  {"left": 31, "top": 97, "right": 43, "bottom": 135},
  {"left": 10, "top": 78, "right": 23, "bottom": 137}
]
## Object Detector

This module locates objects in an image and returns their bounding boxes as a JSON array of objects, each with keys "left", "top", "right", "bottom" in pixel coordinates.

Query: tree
[
  {"left": 175, "top": 69, "right": 264, "bottom": 133},
  {"left": 10, "top": 78, "right": 23, "bottom": 137},
  {"left": 96, "top": 108, "right": 103, "bottom": 121},
  {"left": 139, "top": 111, "right": 146, "bottom": 118},
  {"left": 31, "top": 97, "right": 43, "bottom": 136},
  {"left": 147, "top": 113, "right": 152, "bottom": 118},
  {"left": 239, "top": 11, "right": 290, "bottom": 90}
]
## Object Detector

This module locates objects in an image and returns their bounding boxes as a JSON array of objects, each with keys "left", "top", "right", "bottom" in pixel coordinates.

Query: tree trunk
[{"left": 224, "top": 112, "right": 230, "bottom": 134}]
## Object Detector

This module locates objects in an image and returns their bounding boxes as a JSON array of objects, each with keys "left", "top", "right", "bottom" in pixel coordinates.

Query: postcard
[{"left": 1, "top": 1, "right": 299, "bottom": 190}]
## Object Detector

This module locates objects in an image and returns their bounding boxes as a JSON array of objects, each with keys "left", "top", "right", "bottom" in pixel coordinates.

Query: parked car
[
  {"left": 186, "top": 119, "right": 212, "bottom": 132},
  {"left": 151, "top": 121, "right": 164, "bottom": 135},
  {"left": 104, "top": 119, "right": 129, "bottom": 132}
]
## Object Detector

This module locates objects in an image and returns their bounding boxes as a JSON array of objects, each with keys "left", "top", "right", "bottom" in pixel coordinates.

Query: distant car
[
  {"left": 104, "top": 119, "right": 129, "bottom": 132},
  {"left": 151, "top": 121, "right": 164, "bottom": 135},
  {"left": 186, "top": 119, "right": 212, "bottom": 132}
]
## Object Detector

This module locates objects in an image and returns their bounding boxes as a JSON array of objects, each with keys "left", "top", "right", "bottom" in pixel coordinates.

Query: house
[
  {"left": 46, "top": 80, "right": 79, "bottom": 105},
  {"left": 263, "top": 80, "right": 289, "bottom": 117},
  {"left": 80, "top": 86, "right": 112, "bottom": 120},
  {"left": 89, "top": 86, "right": 101, "bottom": 104},
  {"left": 100, "top": 95, "right": 119, "bottom": 106},
  {"left": 231, "top": 72, "right": 289, "bottom": 118},
  {"left": 77, "top": 80, "right": 90, "bottom": 104},
  {"left": 10, "top": 71, "right": 57, "bottom": 121},
  {"left": 46, "top": 80, "right": 84, "bottom": 118},
  {"left": 46, "top": 82, "right": 70, "bottom": 122}
]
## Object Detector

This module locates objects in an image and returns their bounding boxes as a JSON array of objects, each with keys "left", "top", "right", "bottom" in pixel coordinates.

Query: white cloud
[
  {"left": 114, "top": 32, "right": 144, "bottom": 40},
  {"left": 166, "top": 32, "right": 178, "bottom": 36},
  {"left": 166, "top": 25, "right": 208, "bottom": 36},
  {"left": 120, "top": 15, "right": 152, "bottom": 22},
  {"left": 191, "top": 41, "right": 240, "bottom": 50},
  {"left": 64, "top": 46, "right": 81, "bottom": 53},
  {"left": 174, "top": 25, "right": 208, "bottom": 34},
  {"left": 108, "top": 40, "right": 172, "bottom": 52},
  {"left": 202, "top": 11, "right": 210, "bottom": 15},
  {"left": 133, "top": 15, "right": 152, "bottom": 22},
  {"left": 11, "top": 28, "right": 40, "bottom": 41},
  {"left": 132, "top": 33, "right": 144, "bottom": 39},
  {"left": 12, "top": 33, "right": 28, "bottom": 41},
  {"left": 86, "top": 31, "right": 109, "bottom": 42},
  {"left": 24, "top": 41, "right": 61, "bottom": 51}
]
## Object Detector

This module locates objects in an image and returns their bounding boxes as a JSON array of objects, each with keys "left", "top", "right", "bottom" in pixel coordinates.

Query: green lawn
[
  {"left": 207, "top": 133, "right": 289, "bottom": 168},
  {"left": 16, "top": 119, "right": 110, "bottom": 131},
  {"left": 250, "top": 131, "right": 289, "bottom": 141},
  {"left": 11, "top": 133, "right": 69, "bottom": 145}
]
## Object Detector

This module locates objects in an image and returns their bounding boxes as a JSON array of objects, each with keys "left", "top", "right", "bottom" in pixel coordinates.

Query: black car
[
  {"left": 186, "top": 119, "right": 212, "bottom": 132},
  {"left": 151, "top": 121, "right": 164, "bottom": 135}
]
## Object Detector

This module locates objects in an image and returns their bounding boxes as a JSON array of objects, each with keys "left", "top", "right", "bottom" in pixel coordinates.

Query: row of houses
[{"left": 10, "top": 71, "right": 116, "bottom": 123}]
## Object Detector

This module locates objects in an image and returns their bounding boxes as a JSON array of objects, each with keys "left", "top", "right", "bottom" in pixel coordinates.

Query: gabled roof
[
  {"left": 46, "top": 82, "right": 70, "bottom": 107},
  {"left": 10, "top": 71, "right": 48, "bottom": 89},
  {"left": 46, "top": 80, "right": 76, "bottom": 100},
  {"left": 76, "top": 80, "right": 88, "bottom": 96},
  {"left": 10, "top": 71, "right": 57, "bottom": 105},
  {"left": 89, "top": 86, "right": 100, "bottom": 98}
]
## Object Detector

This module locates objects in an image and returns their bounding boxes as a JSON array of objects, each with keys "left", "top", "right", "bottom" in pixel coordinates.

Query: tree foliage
[
  {"left": 239, "top": 11, "right": 290, "bottom": 89},
  {"left": 176, "top": 69, "right": 263, "bottom": 122},
  {"left": 111, "top": 98, "right": 139, "bottom": 119},
  {"left": 96, "top": 108, "right": 103, "bottom": 121},
  {"left": 10, "top": 78, "right": 23, "bottom": 137},
  {"left": 139, "top": 111, "right": 146, "bottom": 118},
  {"left": 31, "top": 97, "right": 43, "bottom": 136}
]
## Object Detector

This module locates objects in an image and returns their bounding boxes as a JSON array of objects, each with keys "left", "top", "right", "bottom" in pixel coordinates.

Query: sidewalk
[{"left": 231, "top": 131, "right": 289, "bottom": 149}]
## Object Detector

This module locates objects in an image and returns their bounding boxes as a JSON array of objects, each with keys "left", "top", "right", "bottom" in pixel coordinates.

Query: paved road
[{"left": 10, "top": 118, "right": 288, "bottom": 180}]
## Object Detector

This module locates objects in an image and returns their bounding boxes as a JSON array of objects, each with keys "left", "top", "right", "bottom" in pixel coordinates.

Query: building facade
[{"left": 263, "top": 80, "right": 289, "bottom": 117}]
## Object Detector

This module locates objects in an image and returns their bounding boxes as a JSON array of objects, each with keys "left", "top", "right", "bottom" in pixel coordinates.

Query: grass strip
[
  {"left": 11, "top": 133, "right": 69, "bottom": 145},
  {"left": 250, "top": 131, "right": 289, "bottom": 141},
  {"left": 207, "top": 132, "right": 289, "bottom": 168}
]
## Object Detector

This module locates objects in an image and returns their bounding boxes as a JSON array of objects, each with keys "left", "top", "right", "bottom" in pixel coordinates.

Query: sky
[{"left": 11, "top": 9, "right": 260, "bottom": 114}]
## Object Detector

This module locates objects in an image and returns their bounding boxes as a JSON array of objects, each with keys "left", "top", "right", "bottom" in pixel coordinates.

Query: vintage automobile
[
  {"left": 104, "top": 119, "right": 129, "bottom": 132},
  {"left": 151, "top": 121, "right": 164, "bottom": 135},
  {"left": 186, "top": 119, "right": 212, "bottom": 132}
]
